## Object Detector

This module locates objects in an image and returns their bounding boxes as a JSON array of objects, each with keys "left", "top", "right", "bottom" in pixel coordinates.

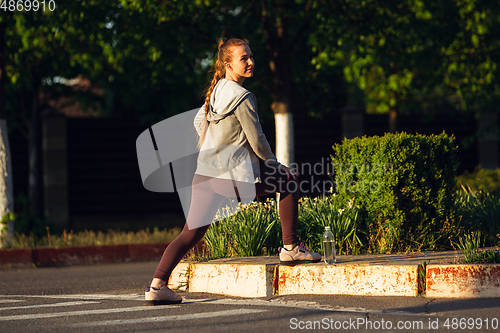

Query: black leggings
[{"left": 153, "top": 172, "right": 299, "bottom": 282}]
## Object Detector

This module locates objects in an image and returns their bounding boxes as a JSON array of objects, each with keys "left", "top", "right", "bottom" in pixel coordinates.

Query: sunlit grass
[{"left": 7, "top": 227, "right": 181, "bottom": 249}]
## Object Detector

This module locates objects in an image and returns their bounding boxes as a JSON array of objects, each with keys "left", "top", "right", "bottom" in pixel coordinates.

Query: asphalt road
[{"left": 1, "top": 262, "right": 499, "bottom": 332}]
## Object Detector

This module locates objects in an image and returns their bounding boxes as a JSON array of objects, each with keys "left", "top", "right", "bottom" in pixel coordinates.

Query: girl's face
[{"left": 225, "top": 45, "right": 255, "bottom": 84}]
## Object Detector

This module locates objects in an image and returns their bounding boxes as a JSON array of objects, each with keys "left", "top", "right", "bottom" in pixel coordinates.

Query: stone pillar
[
  {"left": 42, "top": 113, "right": 69, "bottom": 231},
  {"left": 478, "top": 108, "right": 498, "bottom": 169},
  {"left": 340, "top": 106, "right": 364, "bottom": 139}
]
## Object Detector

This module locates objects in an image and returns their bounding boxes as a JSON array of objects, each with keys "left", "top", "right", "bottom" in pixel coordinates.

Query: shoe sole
[
  {"left": 280, "top": 258, "right": 321, "bottom": 266},
  {"left": 145, "top": 299, "right": 183, "bottom": 306}
]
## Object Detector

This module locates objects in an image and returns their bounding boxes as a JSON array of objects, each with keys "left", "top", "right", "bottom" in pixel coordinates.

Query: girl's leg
[
  {"left": 151, "top": 223, "right": 210, "bottom": 288},
  {"left": 151, "top": 175, "right": 224, "bottom": 288},
  {"left": 255, "top": 170, "right": 321, "bottom": 265},
  {"left": 255, "top": 172, "right": 299, "bottom": 247}
]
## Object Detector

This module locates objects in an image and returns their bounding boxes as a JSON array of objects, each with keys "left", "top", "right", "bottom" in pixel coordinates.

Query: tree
[
  {"left": 211, "top": 0, "right": 336, "bottom": 166},
  {"left": 312, "top": 0, "right": 500, "bottom": 130},
  {"left": 5, "top": 1, "right": 119, "bottom": 221},
  {"left": 0, "top": 18, "right": 14, "bottom": 247},
  {"left": 106, "top": 0, "right": 340, "bottom": 168},
  {"left": 99, "top": 1, "right": 222, "bottom": 123}
]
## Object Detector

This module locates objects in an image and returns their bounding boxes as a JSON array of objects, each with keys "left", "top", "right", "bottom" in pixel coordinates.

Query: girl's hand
[{"left": 279, "top": 165, "right": 299, "bottom": 180}]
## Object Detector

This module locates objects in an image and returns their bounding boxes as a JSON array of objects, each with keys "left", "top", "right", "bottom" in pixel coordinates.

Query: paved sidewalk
[{"left": 193, "top": 250, "right": 463, "bottom": 266}]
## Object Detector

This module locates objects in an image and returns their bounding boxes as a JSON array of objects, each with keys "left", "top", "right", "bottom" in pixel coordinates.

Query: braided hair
[{"left": 198, "top": 38, "right": 249, "bottom": 147}]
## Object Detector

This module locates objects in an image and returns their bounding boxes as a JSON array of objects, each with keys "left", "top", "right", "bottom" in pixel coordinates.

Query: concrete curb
[
  {"left": 167, "top": 260, "right": 422, "bottom": 297},
  {"left": 167, "top": 254, "right": 500, "bottom": 299},
  {"left": 0, "top": 243, "right": 170, "bottom": 268},
  {"left": 0, "top": 248, "right": 33, "bottom": 267},
  {"left": 188, "top": 261, "right": 276, "bottom": 297},
  {"left": 426, "top": 264, "right": 500, "bottom": 298},
  {"left": 33, "top": 244, "right": 131, "bottom": 267},
  {"left": 0, "top": 242, "right": 202, "bottom": 268},
  {"left": 278, "top": 264, "right": 421, "bottom": 297}
]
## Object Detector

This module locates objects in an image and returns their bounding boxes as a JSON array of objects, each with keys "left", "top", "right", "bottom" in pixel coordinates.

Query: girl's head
[
  {"left": 217, "top": 39, "right": 254, "bottom": 85},
  {"left": 199, "top": 38, "right": 253, "bottom": 147},
  {"left": 205, "top": 38, "right": 253, "bottom": 110}
]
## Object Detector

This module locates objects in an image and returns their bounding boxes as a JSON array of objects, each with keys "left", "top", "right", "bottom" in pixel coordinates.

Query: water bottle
[{"left": 323, "top": 226, "right": 336, "bottom": 264}]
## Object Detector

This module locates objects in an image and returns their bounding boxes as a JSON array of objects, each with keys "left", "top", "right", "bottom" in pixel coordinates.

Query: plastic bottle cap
[{"left": 325, "top": 226, "right": 331, "bottom": 230}]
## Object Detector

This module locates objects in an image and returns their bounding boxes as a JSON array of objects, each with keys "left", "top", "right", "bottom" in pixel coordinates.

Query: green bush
[
  {"left": 457, "top": 167, "right": 500, "bottom": 193},
  {"left": 332, "top": 132, "right": 459, "bottom": 253}
]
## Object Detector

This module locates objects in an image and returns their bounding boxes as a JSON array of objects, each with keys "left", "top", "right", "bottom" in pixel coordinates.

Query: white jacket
[{"left": 194, "top": 79, "right": 281, "bottom": 183}]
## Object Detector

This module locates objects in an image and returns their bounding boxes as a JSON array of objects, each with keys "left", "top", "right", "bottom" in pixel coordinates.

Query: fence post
[{"left": 42, "top": 112, "right": 69, "bottom": 231}]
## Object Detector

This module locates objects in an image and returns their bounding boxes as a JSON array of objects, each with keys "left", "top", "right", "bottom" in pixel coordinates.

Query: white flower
[
  {"left": 347, "top": 198, "right": 354, "bottom": 209},
  {"left": 338, "top": 208, "right": 344, "bottom": 214}
]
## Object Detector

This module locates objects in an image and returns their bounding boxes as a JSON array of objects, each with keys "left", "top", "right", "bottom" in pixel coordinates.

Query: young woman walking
[{"left": 145, "top": 38, "right": 321, "bottom": 305}]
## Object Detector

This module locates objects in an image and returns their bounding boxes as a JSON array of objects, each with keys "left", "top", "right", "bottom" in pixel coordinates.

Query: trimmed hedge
[{"left": 332, "top": 132, "right": 459, "bottom": 253}]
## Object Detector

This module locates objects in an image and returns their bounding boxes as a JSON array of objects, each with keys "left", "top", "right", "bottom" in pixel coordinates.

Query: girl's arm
[{"left": 234, "top": 95, "right": 282, "bottom": 169}]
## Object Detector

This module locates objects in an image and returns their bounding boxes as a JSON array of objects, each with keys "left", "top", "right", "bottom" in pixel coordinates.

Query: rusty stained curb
[
  {"left": 426, "top": 264, "right": 500, "bottom": 298},
  {"left": 278, "top": 264, "right": 421, "bottom": 297},
  {"left": 168, "top": 262, "right": 500, "bottom": 298}
]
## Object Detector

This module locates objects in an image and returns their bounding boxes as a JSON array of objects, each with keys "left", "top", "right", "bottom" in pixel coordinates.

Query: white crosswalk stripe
[
  {"left": 0, "top": 301, "right": 100, "bottom": 311},
  {"left": 0, "top": 294, "right": 142, "bottom": 301},
  {"left": 0, "top": 294, "right": 271, "bottom": 329},
  {"left": 70, "top": 308, "right": 267, "bottom": 327},
  {"left": 0, "top": 300, "right": 23, "bottom": 304},
  {"left": 0, "top": 304, "right": 179, "bottom": 321}
]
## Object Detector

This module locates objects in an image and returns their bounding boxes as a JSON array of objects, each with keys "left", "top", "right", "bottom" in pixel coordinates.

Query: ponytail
[{"left": 198, "top": 38, "right": 249, "bottom": 148}]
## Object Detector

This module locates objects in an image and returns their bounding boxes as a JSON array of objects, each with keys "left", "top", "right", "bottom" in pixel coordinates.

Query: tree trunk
[
  {"left": 0, "top": 21, "right": 15, "bottom": 247},
  {"left": 389, "top": 108, "right": 398, "bottom": 133},
  {"left": 273, "top": 103, "right": 294, "bottom": 167},
  {"left": 261, "top": 0, "right": 295, "bottom": 167},
  {"left": 0, "top": 120, "right": 14, "bottom": 246}
]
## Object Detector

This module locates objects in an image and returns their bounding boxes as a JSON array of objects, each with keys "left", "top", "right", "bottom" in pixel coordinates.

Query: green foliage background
[
  {"left": 4, "top": 0, "right": 500, "bottom": 125},
  {"left": 2, "top": 1, "right": 500, "bottom": 243}
]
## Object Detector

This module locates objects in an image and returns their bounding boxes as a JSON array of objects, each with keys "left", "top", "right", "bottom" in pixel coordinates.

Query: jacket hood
[{"left": 206, "top": 79, "right": 252, "bottom": 124}]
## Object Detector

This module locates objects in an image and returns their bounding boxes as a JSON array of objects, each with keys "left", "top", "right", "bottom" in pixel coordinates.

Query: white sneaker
[
  {"left": 279, "top": 242, "right": 322, "bottom": 266},
  {"left": 145, "top": 286, "right": 182, "bottom": 305}
]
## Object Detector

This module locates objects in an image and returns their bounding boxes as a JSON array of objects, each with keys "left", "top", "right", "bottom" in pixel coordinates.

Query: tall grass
[
  {"left": 297, "top": 196, "right": 363, "bottom": 255},
  {"left": 454, "top": 231, "right": 500, "bottom": 264},
  {"left": 202, "top": 187, "right": 500, "bottom": 259},
  {"left": 203, "top": 195, "right": 364, "bottom": 259},
  {"left": 7, "top": 227, "right": 181, "bottom": 249},
  {"left": 204, "top": 199, "right": 279, "bottom": 258},
  {"left": 455, "top": 186, "right": 500, "bottom": 246}
]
